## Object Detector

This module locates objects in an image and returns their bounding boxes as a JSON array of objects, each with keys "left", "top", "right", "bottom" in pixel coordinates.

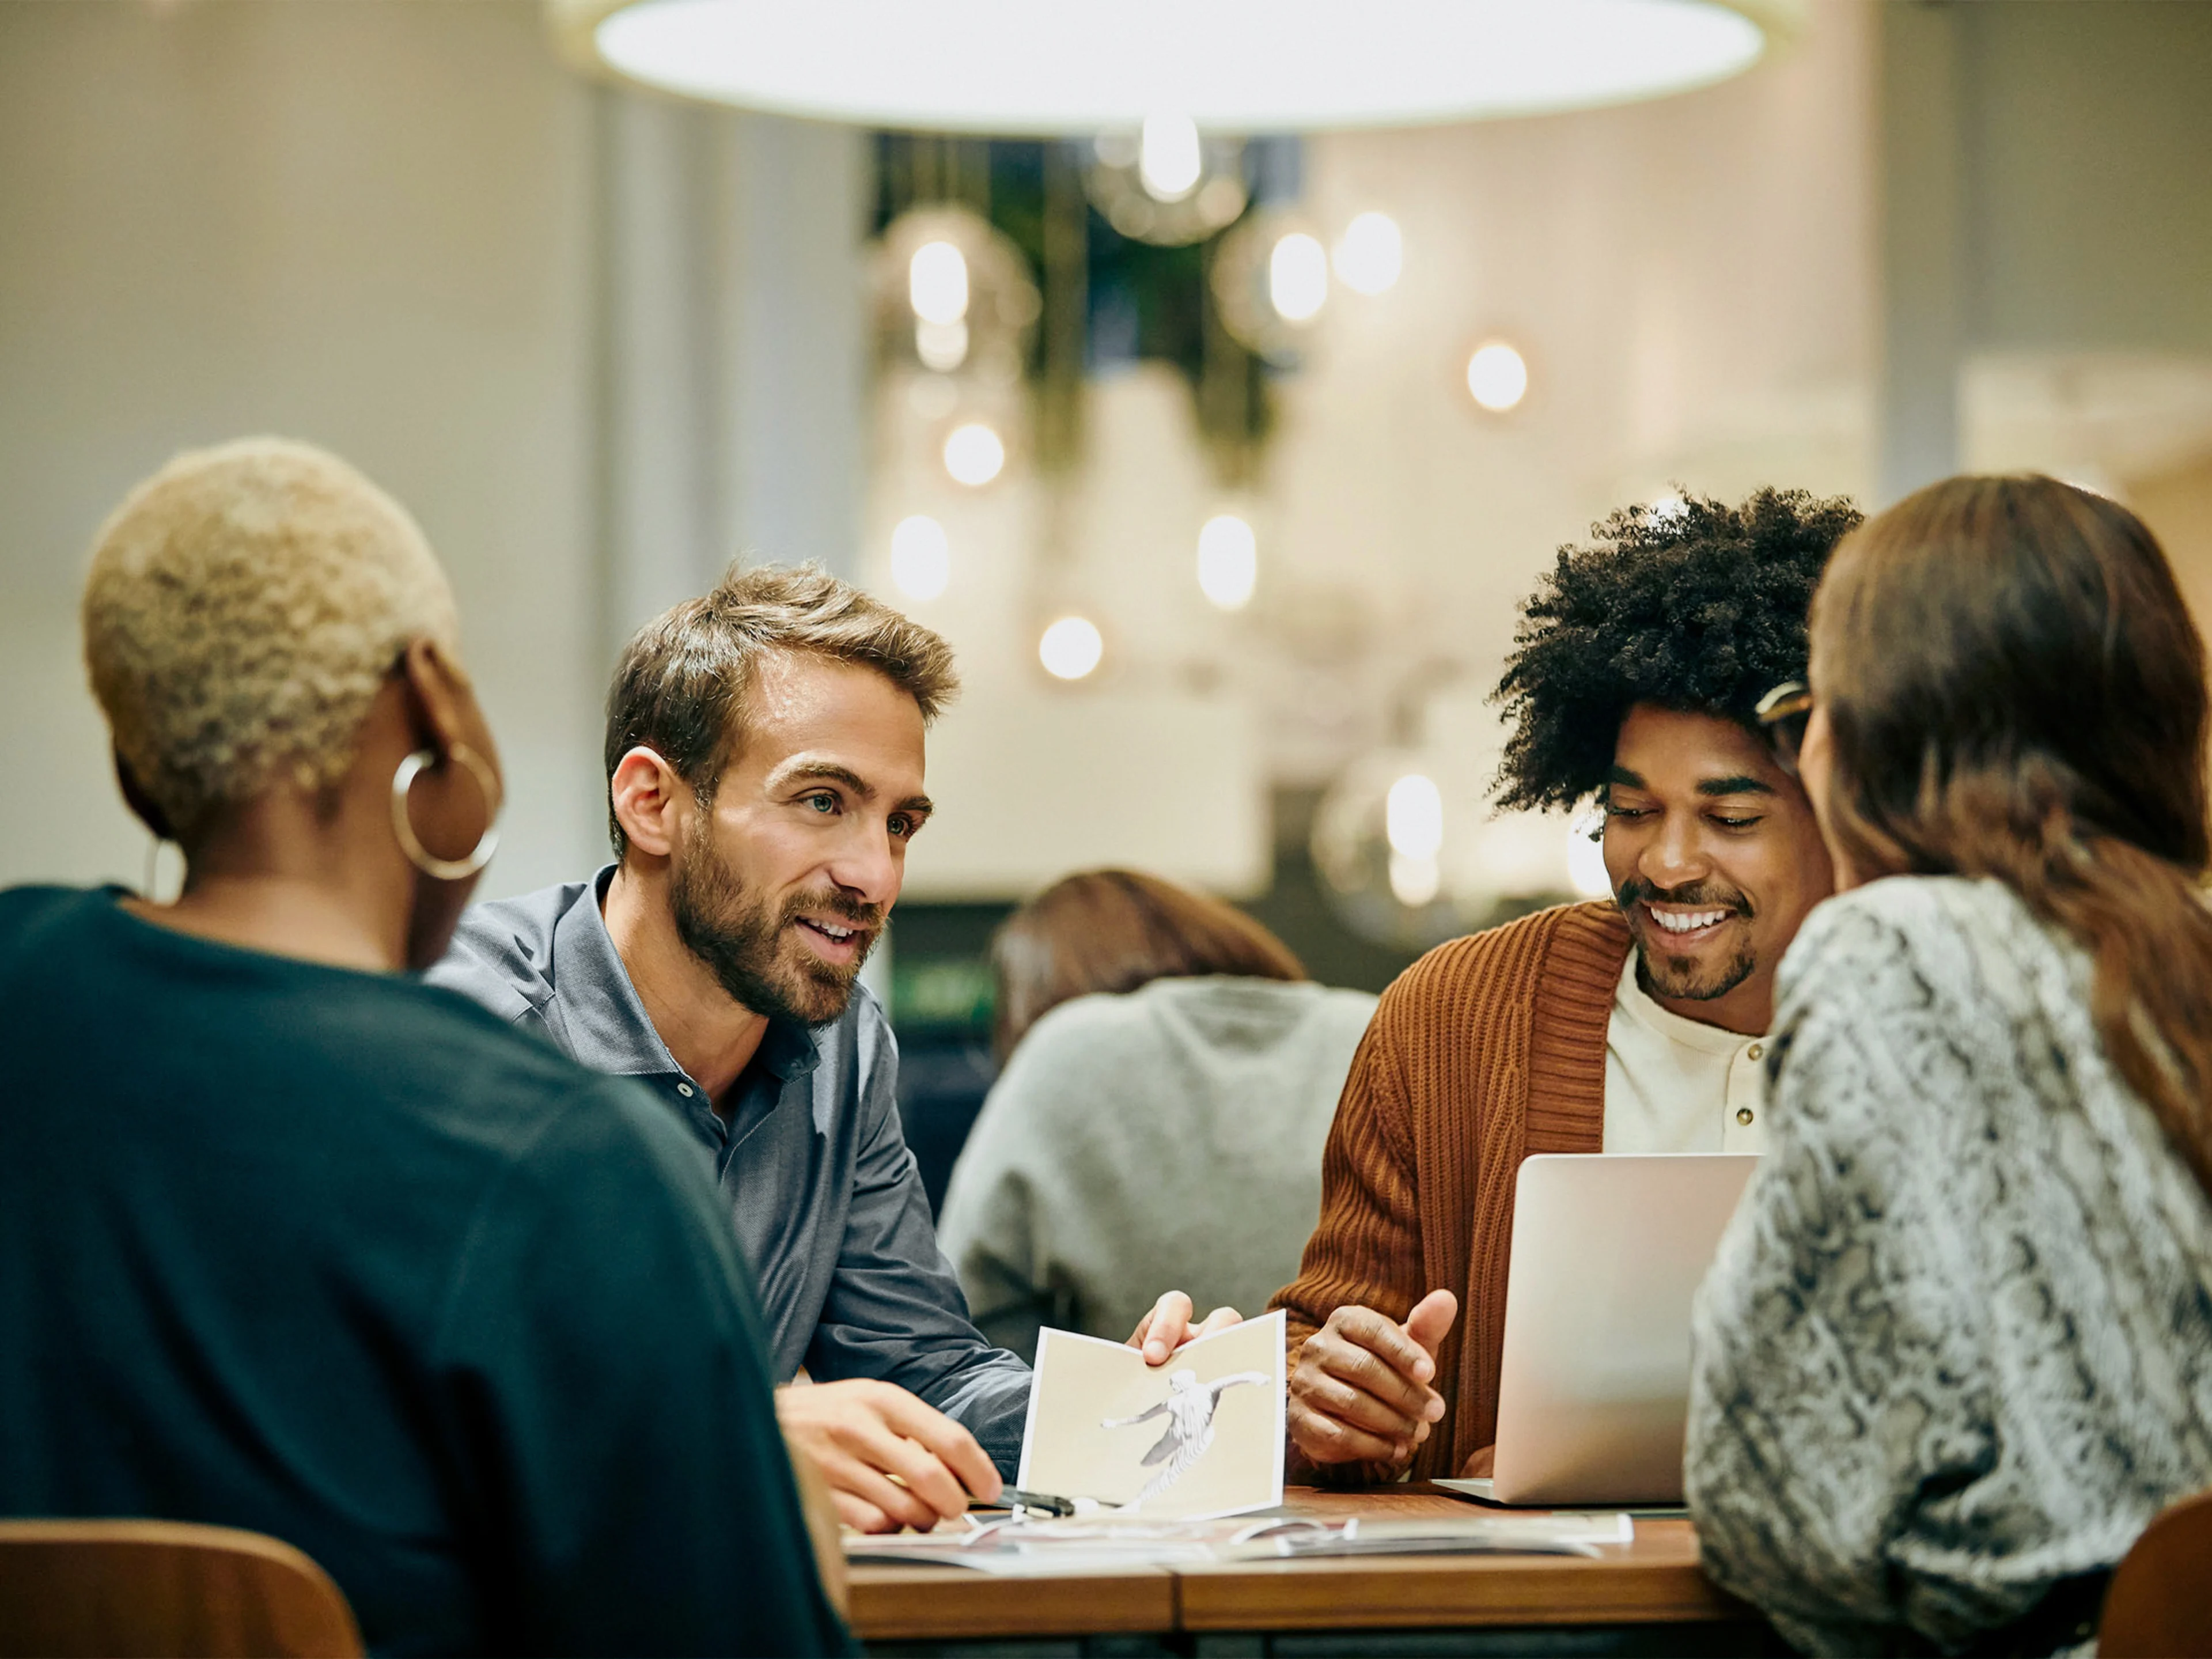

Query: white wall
[
  {"left": 0, "top": 1, "right": 602, "bottom": 896},
  {"left": 0, "top": 1, "right": 869, "bottom": 900}
]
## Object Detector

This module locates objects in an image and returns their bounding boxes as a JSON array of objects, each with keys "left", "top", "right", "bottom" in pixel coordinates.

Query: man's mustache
[
  {"left": 780, "top": 889, "right": 883, "bottom": 931},
  {"left": 1616, "top": 876, "right": 1753, "bottom": 918}
]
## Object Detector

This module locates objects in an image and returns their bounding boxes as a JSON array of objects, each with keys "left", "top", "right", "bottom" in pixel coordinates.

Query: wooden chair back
[
  {"left": 2100, "top": 1488, "right": 2212, "bottom": 1658},
  {"left": 0, "top": 1520, "right": 362, "bottom": 1658}
]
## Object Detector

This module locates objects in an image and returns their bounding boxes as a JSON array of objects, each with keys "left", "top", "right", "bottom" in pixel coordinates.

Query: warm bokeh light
[
  {"left": 889, "top": 514, "right": 950, "bottom": 600},
  {"left": 908, "top": 240, "right": 969, "bottom": 325},
  {"left": 1465, "top": 340, "right": 1529, "bottom": 411},
  {"left": 942, "top": 421, "right": 1006, "bottom": 486},
  {"left": 1389, "top": 851, "right": 1442, "bottom": 907},
  {"left": 1568, "top": 816, "right": 1612, "bottom": 897},
  {"left": 1038, "top": 615, "right": 1104, "bottom": 680},
  {"left": 1196, "top": 513, "right": 1258, "bottom": 609},
  {"left": 1270, "top": 232, "right": 1328, "bottom": 323},
  {"left": 1385, "top": 772, "right": 1444, "bottom": 858},
  {"left": 1138, "top": 111, "right": 1202, "bottom": 202},
  {"left": 915, "top": 319, "right": 968, "bottom": 372},
  {"left": 1332, "top": 211, "right": 1403, "bottom": 296}
]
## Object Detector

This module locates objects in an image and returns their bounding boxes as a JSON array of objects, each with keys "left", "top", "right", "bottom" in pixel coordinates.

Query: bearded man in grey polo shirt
[{"left": 431, "top": 563, "right": 1232, "bottom": 1533}]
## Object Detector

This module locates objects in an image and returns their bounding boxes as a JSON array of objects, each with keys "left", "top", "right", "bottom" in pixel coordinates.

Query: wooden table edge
[{"left": 846, "top": 1563, "right": 1176, "bottom": 1641}]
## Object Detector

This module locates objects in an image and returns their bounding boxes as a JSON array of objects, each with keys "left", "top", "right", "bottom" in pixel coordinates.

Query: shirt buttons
[
  {"left": 1747, "top": 1042, "right": 1764, "bottom": 1061},
  {"left": 676, "top": 1082, "right": 695, "bottom": 1098},
  {"left": 1736, "top": 1107, "right": 1755, "bottom": 1126}
]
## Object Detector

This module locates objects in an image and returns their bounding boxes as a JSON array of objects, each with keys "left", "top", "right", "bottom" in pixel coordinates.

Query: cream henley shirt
[{"left": 1602, "top": 952, "right": 1768, "bottom": 1155}]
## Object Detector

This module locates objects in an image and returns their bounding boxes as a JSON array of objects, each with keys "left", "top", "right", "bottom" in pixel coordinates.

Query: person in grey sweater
[
  {"left": 1687, "top": 475, "right": 2212, "bottom": 1657},
  {"left": 938, "top": 870, "right": 1376, "bottom": 1362}
]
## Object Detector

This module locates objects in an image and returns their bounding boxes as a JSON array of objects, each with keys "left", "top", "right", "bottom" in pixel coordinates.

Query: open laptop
[{"left": 1446, "top": 1153, "right": 1759, "bottom": 1508}]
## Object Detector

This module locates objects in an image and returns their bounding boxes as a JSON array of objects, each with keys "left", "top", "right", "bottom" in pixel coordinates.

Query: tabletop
[{"left": 844, "top": 1483, "right": 1758, "bottom": 1645}]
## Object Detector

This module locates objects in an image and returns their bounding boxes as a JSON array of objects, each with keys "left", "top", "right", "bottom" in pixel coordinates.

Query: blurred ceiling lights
[
  {"left": 874, "top": 206, "right": 1039, "bottom": 384},
  {"left": 942, "top": 421, "right": 1006, "bottom": 486},
  {"left": 1039, "top": 616, "right": 1105, "bottom": 680},
  {"left": 1084, "top": 131, "right": 1248, "bottom": 245},
  {"left": 890, "top": 515, "right": 951, "bottom": 600},
  {"left": 1466, "top": 341, "right": 1530, "bottom": 412},
  {"left": 1268, "top": 233, "right": 1330, "bottom": 325},
  {"left": 1196, "top": 514, "right": 1258, "bottom": 610},
  {"left": 1332, "top": 213, "right": 1403, "bottom": 297},
  {"left": 1138, "top": 113, "right": 1203, "bottom": 200},
  {"left": 556, "top": 0, "right": 1800, "bottom": 133}
]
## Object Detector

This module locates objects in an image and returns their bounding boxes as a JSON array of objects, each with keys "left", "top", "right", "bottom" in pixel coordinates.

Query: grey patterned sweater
[{"left": 1686, "top": 876, "right": 2212, "bottom": 1657}]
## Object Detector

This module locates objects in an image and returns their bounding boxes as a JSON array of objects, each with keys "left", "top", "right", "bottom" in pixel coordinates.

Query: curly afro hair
[{"left": 1493, "top": 487, "right": 1862, "bottom": 812}]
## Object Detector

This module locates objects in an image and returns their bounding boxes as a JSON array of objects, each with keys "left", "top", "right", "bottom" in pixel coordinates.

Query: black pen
[{"left": 972, "top": 1485, "right": 1075, "bottom": 1516}]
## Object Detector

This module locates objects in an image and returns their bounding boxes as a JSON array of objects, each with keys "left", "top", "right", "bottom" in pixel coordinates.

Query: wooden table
[{"left": 848, "top": 1484, "right": 1777, "bottom": 1656}]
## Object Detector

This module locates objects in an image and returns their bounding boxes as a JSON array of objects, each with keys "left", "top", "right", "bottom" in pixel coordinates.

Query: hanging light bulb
[
  {"left": 1269, "top": 232, "right": 1328, "bottom": 323},
  {"left": 1137, "top": 111, "right": 1203, "bottom": 202},
  {"left": 1465, "top": 341, "right": 1529, "bottom": 411},
  {"left": 889, "top": 515, "right": 950, "bottom": 600},
  {"left": 1038, "top": 615, "right": 1104, "bottom": 680},
  {"left": 942, "top": 422, "right": 1006, "bottom": 486},
  {"left": 908, "top": 240, "right": 969, "bottom": 325},
  {"left": 1332, "top": 211, "right": 1403, "bottom": 296},
  {"left": 1196, "top": 514, "right": 1258, "bottom": 610}
]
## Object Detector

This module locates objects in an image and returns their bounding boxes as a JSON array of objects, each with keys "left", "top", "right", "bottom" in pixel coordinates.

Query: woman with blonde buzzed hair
[{"left": 0, "top": 440, "right": 847, "bottom": 1656}]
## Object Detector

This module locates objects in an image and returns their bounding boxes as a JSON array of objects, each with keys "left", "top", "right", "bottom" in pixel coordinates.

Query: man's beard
[
  {"left": 669, "top": 827, "right": 880, "bottom": 1028},
  {"left": 1616, "top": 875, "right": 1757, "bottom": 1005}
]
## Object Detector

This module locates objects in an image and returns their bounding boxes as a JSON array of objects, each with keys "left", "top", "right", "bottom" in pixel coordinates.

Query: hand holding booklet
[{"left": 1016, "top": 1309, "right": 1287, "bottom": 1522}]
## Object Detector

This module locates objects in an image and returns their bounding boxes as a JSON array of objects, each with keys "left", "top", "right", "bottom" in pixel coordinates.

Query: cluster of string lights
[{"left": 885, "top": 119, "right": 1532, "bottom": 682}]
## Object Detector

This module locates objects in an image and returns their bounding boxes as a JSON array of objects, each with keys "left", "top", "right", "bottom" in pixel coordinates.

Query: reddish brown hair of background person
[
  {"left": 990, "top": 869, "right": 1306, "bottom": 1063},
  {"left": 1811, "top": 474, "right": 2212, "bottom": 1188}
]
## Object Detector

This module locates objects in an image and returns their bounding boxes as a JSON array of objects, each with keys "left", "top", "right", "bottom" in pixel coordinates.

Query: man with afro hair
[{"left": 1272, "top": 487, "right": 1860, "bottom": 1484}]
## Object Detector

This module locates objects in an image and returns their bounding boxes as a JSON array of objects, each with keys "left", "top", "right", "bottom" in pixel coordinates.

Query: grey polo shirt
[{"left": 425, "top": 865, "right": 1032, "bottom": 1475}]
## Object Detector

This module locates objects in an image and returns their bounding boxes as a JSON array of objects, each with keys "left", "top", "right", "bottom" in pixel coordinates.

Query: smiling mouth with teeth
[
  {"left": 798, "top": 918, "right": 863, "bottom": 944},
  {"left": 1648, "top": 907, "right": 1732, "bottom": 935}
]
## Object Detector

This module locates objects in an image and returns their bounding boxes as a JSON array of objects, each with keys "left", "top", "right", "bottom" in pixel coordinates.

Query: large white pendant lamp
[{"left": 549, "top": 0, "right": 1803, "bottom": 134}]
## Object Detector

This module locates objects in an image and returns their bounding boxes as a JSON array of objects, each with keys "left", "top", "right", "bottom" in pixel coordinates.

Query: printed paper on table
[{"left": 1017, "top": 1309, "right": 1285, "bottom": 1522}]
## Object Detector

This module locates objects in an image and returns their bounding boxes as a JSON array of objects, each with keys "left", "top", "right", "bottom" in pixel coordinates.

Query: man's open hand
[
  {"left": 1286, "top": 1288, "right": 1457, "bottom": 1468},
  {"left": 1127, "top": 1290, "right": 1242, "bottom": 1364},
  {"left": 775, "top": 1377, "right": 1000, "bottom": 1533}
]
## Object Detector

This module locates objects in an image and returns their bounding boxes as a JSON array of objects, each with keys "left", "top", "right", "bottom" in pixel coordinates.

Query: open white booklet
[
  {"left": 1014, "top": 1309, "right": 1287, "bottom": 1522},
  {"left": 843, "top": 1510, "right": 1635, "bottom": 1576}
]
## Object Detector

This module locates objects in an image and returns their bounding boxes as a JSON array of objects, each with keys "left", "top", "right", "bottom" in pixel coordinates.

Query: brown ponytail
[{"left": 1812, "top": 475, "right": 2212, "bottom": 1190}]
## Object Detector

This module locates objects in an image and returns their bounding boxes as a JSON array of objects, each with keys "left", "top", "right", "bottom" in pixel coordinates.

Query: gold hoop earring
[{"left": 391, "top": 744, "right": 500, "bottom": 881}]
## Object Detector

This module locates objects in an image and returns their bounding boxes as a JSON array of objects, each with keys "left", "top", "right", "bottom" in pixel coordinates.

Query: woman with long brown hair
[
  {"left": 1686, "top": 475, "right": 2212, "bottom": 1656},
  {"left": 938, "top": 870, "right": 1376, "bottom": 1362}
]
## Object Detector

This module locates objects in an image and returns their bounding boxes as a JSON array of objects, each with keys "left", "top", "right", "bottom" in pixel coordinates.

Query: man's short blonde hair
[{"left": 82, "top": 437, "right": 460, "bottom": 836}]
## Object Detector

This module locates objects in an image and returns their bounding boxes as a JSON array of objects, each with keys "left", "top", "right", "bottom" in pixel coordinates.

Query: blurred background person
[
  {"left": 1688, "top": 475, "right": 2212, "bottom": 1657},
  {"left": 939, "top": 869, "right": 1376, "bottom": 1362},
  {"left": 0, "top": 440, "right": 846, "bottom": 1657}
]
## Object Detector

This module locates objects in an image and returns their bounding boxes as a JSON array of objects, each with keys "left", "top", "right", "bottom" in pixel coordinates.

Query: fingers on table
[{"left": 831, "top": 1490, "right": 896, "bottom": 1535}]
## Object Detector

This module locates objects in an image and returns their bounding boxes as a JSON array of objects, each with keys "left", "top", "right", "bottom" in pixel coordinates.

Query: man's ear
[
  {"left": 113, "top": 748, "right": 175, "bottom": 842},
  {"left": 609, "top": 746, "right": 690, "bottom": 861}
]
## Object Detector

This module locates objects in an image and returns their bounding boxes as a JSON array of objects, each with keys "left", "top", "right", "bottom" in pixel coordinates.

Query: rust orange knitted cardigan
[{"left": 1271, "top": 899, "right": 1632, "bottom": 1482}]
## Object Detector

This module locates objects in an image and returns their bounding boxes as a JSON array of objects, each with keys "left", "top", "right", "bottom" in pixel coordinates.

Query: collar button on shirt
[{"left": 1603, "top": 954, "right": 1769, "bottom": 1155}]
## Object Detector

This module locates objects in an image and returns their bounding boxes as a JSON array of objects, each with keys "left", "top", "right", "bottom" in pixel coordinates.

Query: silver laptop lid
[{"left": 1488, "top": 1153, "right": 1758, "bottom": 1506}]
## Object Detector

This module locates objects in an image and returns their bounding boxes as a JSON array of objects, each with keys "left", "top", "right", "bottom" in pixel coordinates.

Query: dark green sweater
[{"left": 0, "top": 885, "right": 850, "bottom": 1657}]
